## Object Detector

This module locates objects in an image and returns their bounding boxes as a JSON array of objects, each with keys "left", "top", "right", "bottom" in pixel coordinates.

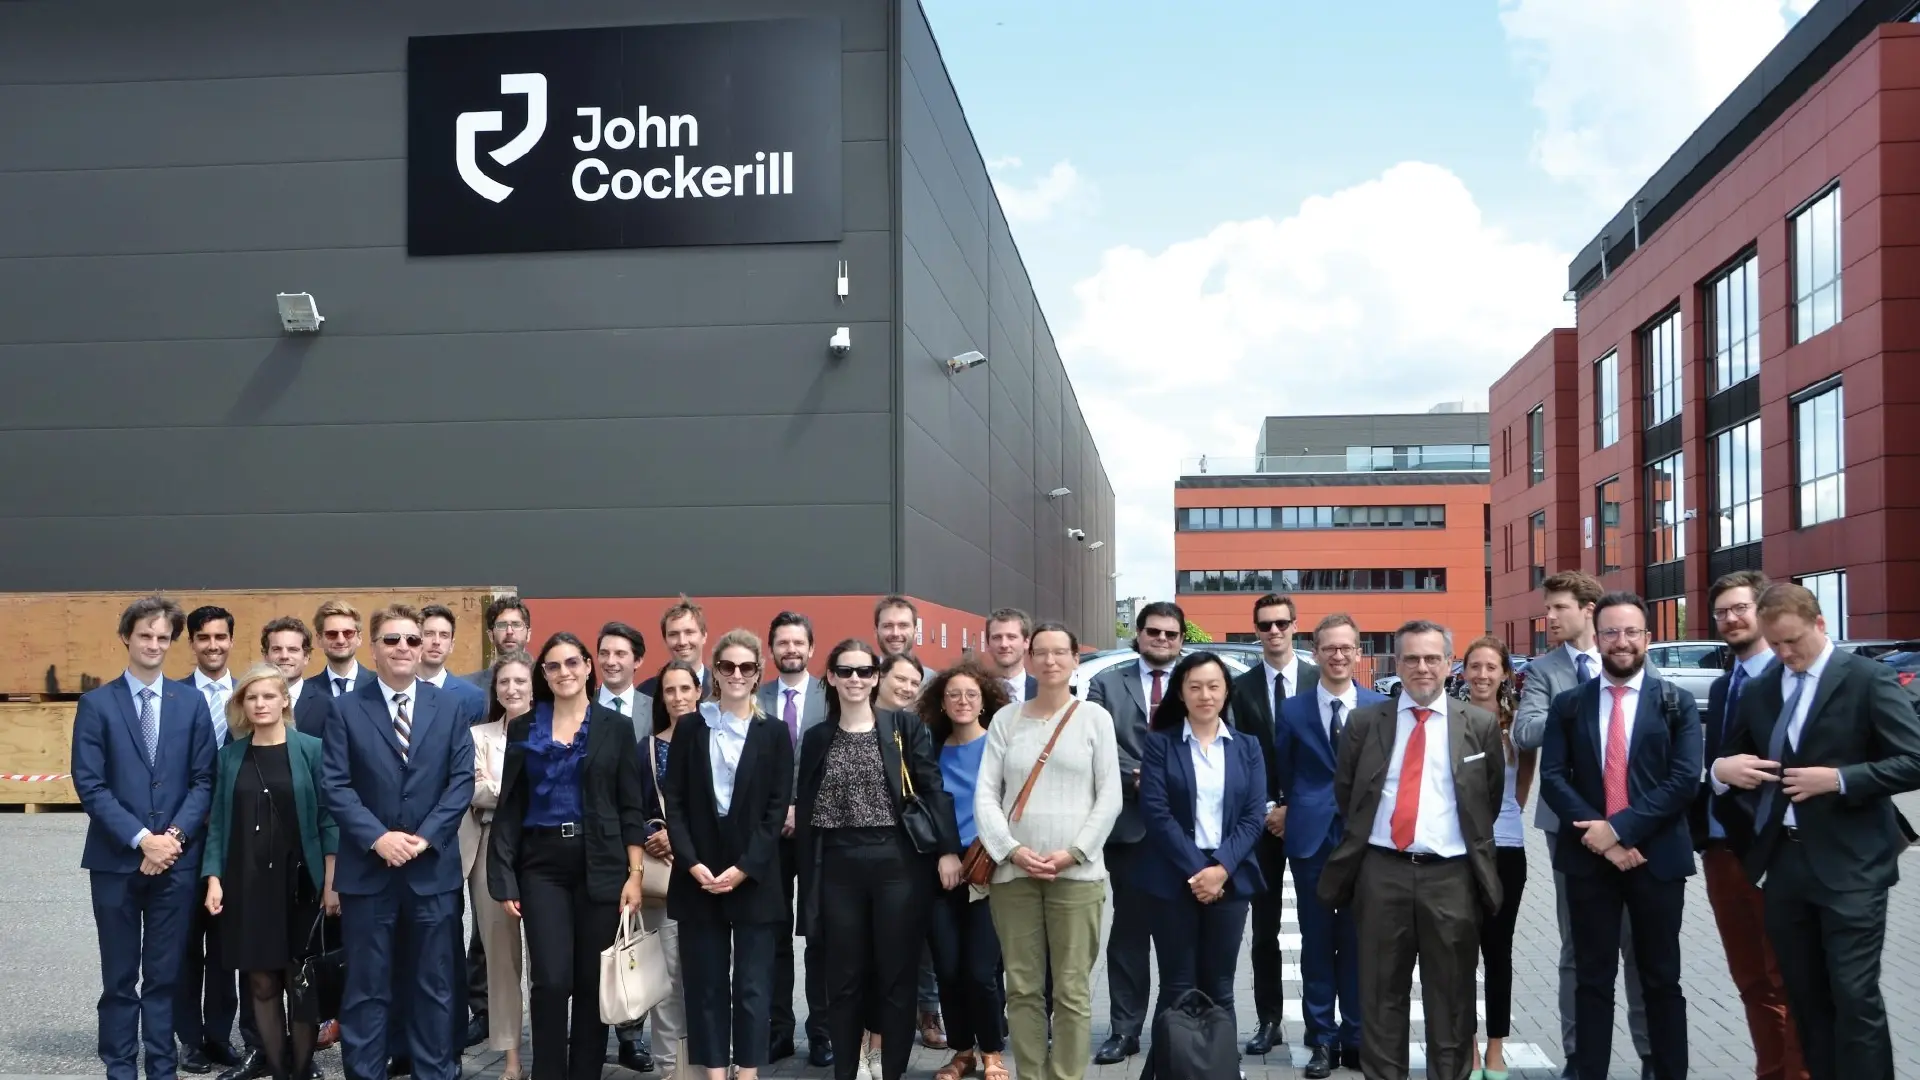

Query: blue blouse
[
  {"left": 522, "top": 704, "right": 589, "bottom": 828},
  {"left": 939, "top": 735, "right": 989, "bottom": 849}
]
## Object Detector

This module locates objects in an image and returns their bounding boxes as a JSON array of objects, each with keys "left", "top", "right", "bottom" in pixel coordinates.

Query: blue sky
[{"left": 920, "top": 0, "right": 1816, "bottom": 603}]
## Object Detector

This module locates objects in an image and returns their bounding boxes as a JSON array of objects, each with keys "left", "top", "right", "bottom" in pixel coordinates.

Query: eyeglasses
[
  {"left": 1400, "top": 655, "right": 1449, "bottom": 668},
  {"left": 831, "top": 664, "right": 879, "bottom": 680},
  {"left": 493, "top": 620, "right": 528, "bottom": 632},
  {"left": 944, "top": 689, "right": 982, "bottom": 702},
  {"left": 1712, "top": 602, "right": 1754, "bottom": 622},
  {"left": 322, "top": 629, "right": 357, "bottom": 640},
  {"left": 379, "top": 634, "right": 423, "bottom": 648},
  {"left": 1318, "top": 645, "right": 1359, "bottom": 657},
  {"left": 1031, "top": 648, "right": 1075, "bottom": 660},
  {"left": 714, "top": 659, "right": 760, "bottom": 677},
  {"left": 1597, "top": 627, "right": 1650, "bottom": 643},
  {"left": 541, "top": 655, "right": 587, "bottom": 674},
  {"left": 1139, "top": 627, "right": 1181, "bottom": 640},
  {"left": 1255, "top": 618, "right": 1294, "bottom": 633}
]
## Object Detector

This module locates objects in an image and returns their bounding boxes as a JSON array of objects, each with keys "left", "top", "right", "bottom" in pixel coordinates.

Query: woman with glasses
[
  {"left": 460, "top": 650, "right": 534, "bottom": 1080},
  {"left": 1461, "top": 636, "right": 1531, "bottom": 1080},
  {"left": 488, "top": 633, "right": 649, "bottom": 1080},
  {"left": 975, "top": 623, "right": 1122, "bottom": 1080},
  {"left": 636, "top": 660, "right": 703, "bottom": 1080},
  {"left": 664, "top": 630, "right": 793, "bottom": 1080},
  {"left": 875, "top": 652, "right": 925, "bottom": 711},
  {"left": 794, "top": 640, "right": 962, "bottom": 1080},
  {"left": 918, "top": 657, "right": 1013, "bottom": 1080}
]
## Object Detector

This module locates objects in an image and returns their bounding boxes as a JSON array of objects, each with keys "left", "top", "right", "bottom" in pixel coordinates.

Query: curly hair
[{"left": 916, "top": 654, "right": 1013, "bottom": 745}]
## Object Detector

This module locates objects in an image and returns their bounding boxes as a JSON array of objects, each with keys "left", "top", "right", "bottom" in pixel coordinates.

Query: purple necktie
[{"left": 783, "top": 688, "right": 799, "bottom": 746}]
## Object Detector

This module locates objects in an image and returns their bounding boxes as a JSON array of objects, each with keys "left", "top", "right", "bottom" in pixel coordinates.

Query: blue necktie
[
  {"left": 1724, "top": 663, "right": 1750, "bottom": 744},
  {"left": 334, "top": 677, "right": 348, "bottom": 697},
  {"left": 1754, "top": 672, "right": 1806, "bottom": 828},
  {"left": 1576, "top": 653, "right": 1596, "bottom": 683},
  {"left": 138, "top": 688, "right": 159, "bottom": 766}
]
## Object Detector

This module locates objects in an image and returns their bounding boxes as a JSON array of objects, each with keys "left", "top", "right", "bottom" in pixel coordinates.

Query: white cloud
[
  {"left": 1502, "top": 0, "right": 1812, "bottom": 208},
  {"left": 1058, "top": 162, "right": 1570, "bottom": 600},
  {"left": 988, "top": 158, "right": 1090, "bottom": 224}
]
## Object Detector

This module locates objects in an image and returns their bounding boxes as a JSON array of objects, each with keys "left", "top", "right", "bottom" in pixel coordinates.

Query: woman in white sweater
[{"left": 973, "top": 622, "right": 1121, "bottom": 1080}]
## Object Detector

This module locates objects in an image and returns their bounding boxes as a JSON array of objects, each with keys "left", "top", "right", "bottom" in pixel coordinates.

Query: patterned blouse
[{"left": 810, "top": 727, "right": 897, "bottom": 829}]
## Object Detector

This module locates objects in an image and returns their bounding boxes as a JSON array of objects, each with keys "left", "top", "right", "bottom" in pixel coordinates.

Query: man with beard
[
  {"left": 458, "top": 596, "right": 531, "bottom": 688},
  {"left": 1540, "top": 592, "right": 1699, "bottom": 1080},
  {"left": 986, "top": 609, "right": 1037, "bottom": 703},
  {"left": 636, "top": 597, "right": 710, "bottom": 704},
  {"left": 759, "top": 612, "right": 832, "bottom": 1064},
  {"left": 314, "top": 600, "right": 377, "bottom": 700},
  {"left": 1692, "top": 572, "right": 1807, "bottom": 1080}
]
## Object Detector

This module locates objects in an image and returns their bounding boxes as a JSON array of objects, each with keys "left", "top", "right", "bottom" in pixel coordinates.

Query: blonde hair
[
  {"left": 313, "top": 598, "right": 362, "bottom": 631},
  {"left": 226, "top": 663, "right": 295, "bottom": 740},
  {"left": 709, "top": 628, "right": 767, "bottom": 718}
]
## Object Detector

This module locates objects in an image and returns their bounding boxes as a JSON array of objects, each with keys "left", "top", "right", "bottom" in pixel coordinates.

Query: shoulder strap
[
  {"left": 646, "top": 732, "right": 668, "bottom": 819},
  {"left": 1009, "top": 700, "right": 1081, "bottom": 824}
]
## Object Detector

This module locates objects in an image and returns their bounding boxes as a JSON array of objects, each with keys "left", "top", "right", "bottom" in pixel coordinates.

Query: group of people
[{"left": 68, "top": 573, "right": 1920, "bottom": 1080}]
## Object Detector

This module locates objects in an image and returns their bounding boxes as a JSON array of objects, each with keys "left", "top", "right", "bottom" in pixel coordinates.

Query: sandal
[
  {"left": 934, "top": 1052, "right": 976, "bottom": 1080},
  {"left": 981, "top": 1052, "right": 1009, "bottom": 1080}
]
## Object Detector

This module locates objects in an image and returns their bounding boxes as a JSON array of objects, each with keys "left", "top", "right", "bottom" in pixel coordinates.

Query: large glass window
[
  {"left": 1647, "top": 452, "right": 1685, "bottom": 564},
  {"left": 1651, "top": 598, "right": 1688, "bottom": 641},
  {"left": 1793, "top": 186, "right": 1843, "bottom": 343},
  {"left": 1528, "top": 406, "right": 1546, "bottom": 485},
  {"left": 1797, "top": 570, "right": 1849, "bottom": 638},
  {"left": 1597, "top": 477, "right": 1622, "bottom": 573},
  {"left": 1794, "top": 381, "right": 1845, "bottom": 527},
  {"left": 1712, "top": 418, "right": 1763, "bottom": 548},
  {"left": 1529, "top": 511, "right": 1546, "bottom": 589},
  {"left": 1177, "top": 504, "right": 1446, "bottom": 531},
  {"left": 1175, "top": 568, "right": 1447, "bottom": 593},
  {"left": 1530, "top": 617, "right": 1549, "bottom": 656},
  {"left": 1707, "top": 254, "right": 1761, "bottom": 390},
  {"left": 1644, "top": 310, "right": 1682, "bottom": 427},
  {"left": 1596, "top": 351, "right": 1620, "bottom": 448}
]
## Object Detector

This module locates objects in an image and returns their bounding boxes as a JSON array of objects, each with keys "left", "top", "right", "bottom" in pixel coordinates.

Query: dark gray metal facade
[{"left": 0, "top": 0, "right": 1113, "bottom": 641}]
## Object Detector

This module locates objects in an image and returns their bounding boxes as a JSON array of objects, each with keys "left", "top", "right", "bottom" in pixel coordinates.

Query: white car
[
  {"left": 1068, "top": 645, "right": 1258, "bottom": 698},
  {"left": 1642, "top": 640, "right": 1733, "bottom": 701}
]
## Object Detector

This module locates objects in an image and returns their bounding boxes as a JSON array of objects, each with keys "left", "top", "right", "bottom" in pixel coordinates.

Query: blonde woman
[
  {"left": 203, "top": 664, "right": 339, "bottom": 1080},
  {"left": 461, "top": 650, "right": 533, "bottom": 1079}
]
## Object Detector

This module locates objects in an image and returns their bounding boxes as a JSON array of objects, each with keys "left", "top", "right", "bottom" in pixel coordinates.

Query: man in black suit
[
  {"left": 1540, "top": 592, "right": 1700, "bottom": 1080},
  {"left": 1711, "top": 583, "right": 1920, "bottom": 1080},
  {"left": 1228, "top": 592, "right": 1318, "bottom": 1057},
  {"left": 985, "top": 608, "right": 1040, "bottom": 704}
]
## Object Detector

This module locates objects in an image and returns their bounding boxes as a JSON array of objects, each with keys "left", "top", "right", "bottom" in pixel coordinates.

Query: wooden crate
[
  {"left": 0, "top": 586, "right": 516, "bottom": 696},
  {"left": 0, "top": 701, "right": 78, "bottom": 807}
]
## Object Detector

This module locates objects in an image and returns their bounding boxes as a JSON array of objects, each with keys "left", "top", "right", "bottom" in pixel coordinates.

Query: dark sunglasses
[
  {"left": 714, "top": 659, "right": 760, "bottom": 677},
  {"left": 1138, "top": 627, "right": 1181, "bottom": 640},
  {"left": 1255, "top": 618, "right": 1295, "bottom": 633},
  {"left": 379, "top": 634, "right": 423, "bottom": 648},
  {"left": 831, "top": 664, "right": 880, "bottom": 679},
  {"left": 321, "top": 629, "right": 357, "bottom": 640}
]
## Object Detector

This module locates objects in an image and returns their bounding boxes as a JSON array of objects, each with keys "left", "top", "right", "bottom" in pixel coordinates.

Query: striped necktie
[{"left": 393, "top": 692, "right": 412, "bottom": 762}]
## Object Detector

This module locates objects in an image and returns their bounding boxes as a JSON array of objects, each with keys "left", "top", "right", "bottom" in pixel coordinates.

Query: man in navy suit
[
  {"left": 1273, "top": 613, "right": 1382, "bottom": 1079},
  {"left": 314, "top": 599, "right": 378, "bottom": 701},
  {"left": 985, "top": 608, "right": 1040, "bottom": 704},
  {"left": 1541, "top": 592, "right": 1701, "bottom": 1080},
  {"left": 417, "top": 604, "right": 487, "bottom": 715},
  {"left": 323, "top": 604, "right": 478, "bottom": 1080},
  {"left": 261, "top": 616, "right": 337, "bottom": 739},
  {"left": 71, "top": 596, "right": 218, "bottom": 1080}
]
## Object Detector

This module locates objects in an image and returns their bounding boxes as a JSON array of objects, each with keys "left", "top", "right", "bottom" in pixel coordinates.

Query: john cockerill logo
[{"left": 457, "top": 73, "right": 547, "bottom": 203}]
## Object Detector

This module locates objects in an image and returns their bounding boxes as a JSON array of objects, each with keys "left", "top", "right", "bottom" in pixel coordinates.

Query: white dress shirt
[
  {"left": 328, "top": 661, "right": 367, "bottom": 696},
  {"left": 1597, "top": 668, "right": 1646, "bottom": 772},
  {"left": 1138, "top": 659, "right": 1176, "bottom": 714},
  {"left": 1003, "top": 671, "right": 1029, "bottom": 705},
  {"left": 1265, "top": 655, "right": 1301, "bottom": 720},
  {"left": 1184, "top": 720, "right": 1234, "bottom": 849},
  {"left": 704, "top": 702, "right": 751, "bottom": 816},
  {"left": 123, "top": 669, "right": 165, "bottom": 850},
  {"left": 775, "top": 675, "right": 812, "bottom": 726},
  {"left": 1316, "top": 681, "right": 1357, "bottom": 742},
  {"left": 1709, "top": 642, "right": 1837, "bottom": 826},
  {"left": 286, "top": 676, "right": 305, "bottom": 705},
  {"left": 422, "top": 669, "right": 449, "bottom": 689},
  {"left": 598, "top": 685, "right": 639, "bottom": 716},
  {"left": 191, "top": 669, "right": 233, "bottom": 745},
  {"left": 380, "top": 679, "right": 421, "bottom": 725},
  {"left": 1367, "top": 693, "right": 1467, "bottom": 857},
  {"left": 1565, "top": 641, "right": 1603, "bottom": 682}
]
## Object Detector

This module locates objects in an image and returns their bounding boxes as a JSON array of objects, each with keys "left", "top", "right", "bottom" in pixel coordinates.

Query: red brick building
[{"left": 1491, "top": 8, "right": 1920, "bottom": 645}]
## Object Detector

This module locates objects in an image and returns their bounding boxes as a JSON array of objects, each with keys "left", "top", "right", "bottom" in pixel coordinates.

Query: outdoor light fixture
[
  {"left": 829, "top": 327, "right": 851, "bottom": 358},
  {"left": 1047, "top": 487, "right": 1072, "bottom": 499},
  {"left": 276, "top": 292, "right": 324, "bottom": 333},
  {"left": 945, "top": 350, "right": 987, "bottom": 374},
  {"left": 1067, "top": 528, "right": 1087, "bottom": 542},
  {"left": 1088, "top": 540, "right": 1106, "bottom": 550}
]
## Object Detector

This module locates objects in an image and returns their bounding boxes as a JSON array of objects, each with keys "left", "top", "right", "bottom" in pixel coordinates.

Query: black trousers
[
  {"left": 773, "top": 835, "right": 830, "bottom": 1047},
  {"left": 928, "top": 885, "right": 1006, "bottom": 1054},
  {"left": 680, "top": 917, "right": 778, "bottom": 1069},
  {"left": 819, "top": 829, "right": 931, "bottom": 1080},
  {"left": 519, "top": 830, "right": 621, "bottom": 1080},
  {"left": 1764, "top": 839, "right": 1893, "bottom": 1080},
  {"left": 1247, "top": 831, "right": 1289, "bottom": 1027},
  {"left": 1102, "top": 840, "right": 1153, "bottom": 1038},
  {"left": 1148, "top": 891, "right": 1249, "bottom": 1017},
  {"left": 1565, "top": 865, "right": 1687, "bottom": 1080},
  {"left": 1480, "top": 846, "right": 1529, "bottom": 1039},
  {"left": 176, "top": 878, "right": 261, "bottom": 1051}
]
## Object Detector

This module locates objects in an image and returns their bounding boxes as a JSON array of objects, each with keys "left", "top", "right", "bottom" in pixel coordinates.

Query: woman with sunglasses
[
  {"left": 918, "top": 657, "right": 1013, "bottom": 1080},
  {"left": 488, "top": 633, "right": 649, "bottom": 1080},
  {"left": 1461, "top": 636, "right": 1531, "bottom": 1080},
  {"left": 460, "top": 650, "right": 534, "bottom": 1080},
  {"left": 975, "top": 622, "right": 1121, "bottom": 1080},
  {"left": 664, "top": 630, "right": 793, "bottom": 1080},
  {"left": 635, "top": 660, "right": 703, "bottom": 1080},
  {"left": 794, "top": 640, "right": 962, "bottom": 1080}
]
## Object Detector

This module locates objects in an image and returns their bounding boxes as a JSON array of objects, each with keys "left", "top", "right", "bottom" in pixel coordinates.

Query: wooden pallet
[{"left": 0, "top": 701, "right": 78, "bottom": 807}]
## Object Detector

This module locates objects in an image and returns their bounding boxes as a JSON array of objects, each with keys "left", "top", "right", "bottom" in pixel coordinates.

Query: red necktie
[
  {"left": 1389, "top": 707, "right": 1431, "bottom": 850},
  {"left": 1604, "top": 685, "right": 1630, "bottom": 816},
  {"left": 1150, "top": 669, "right": 1165, "bottom": 708}
]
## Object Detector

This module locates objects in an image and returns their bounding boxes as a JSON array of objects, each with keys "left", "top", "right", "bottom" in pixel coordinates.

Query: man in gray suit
[
  {"left": 761, "top": 611, "right": 834, "bottom": 1065},
  {"left": 457, "top": 595, "right": 532, "bottom": 688},
  {"left": 1511, "top": 571, "right": 1653, "bottom": 1080}
]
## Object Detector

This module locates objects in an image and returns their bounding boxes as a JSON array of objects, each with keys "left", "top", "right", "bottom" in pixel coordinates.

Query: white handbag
[{"left": 598, "top": 908, "right": 670, "bottom": 1025}]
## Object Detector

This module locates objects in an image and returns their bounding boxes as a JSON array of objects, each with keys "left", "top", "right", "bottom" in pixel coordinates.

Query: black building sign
[{"left": 407, "top": 19, "right": 843, "bottom": 256}]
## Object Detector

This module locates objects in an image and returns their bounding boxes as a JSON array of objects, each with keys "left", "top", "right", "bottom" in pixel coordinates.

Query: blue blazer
[
  {"left": 1273, "top": 686, "right": 1388, "bottom": 860},
  {"left": 1132, "top": 723, "right": 1269, "bottom": 901},
  {"left": 70, "top": 675, "right": 217, "bottom": 874},
  {"left": 292, "top": 676, "right": 338, "bottom": 744},
  {"left": 1540, "top": 674, "right": 1702, "bottom": 882},
  {"left": 321, "top": 677, "right": 478, "bottom": 897},
  {"left": 434, "top": 673, "right": 487, "bottom": 719}
]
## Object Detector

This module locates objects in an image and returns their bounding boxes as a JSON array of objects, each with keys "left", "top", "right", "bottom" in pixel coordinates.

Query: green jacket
[{"left": 203, "top": 731, "right": 339, "bottom": 892}]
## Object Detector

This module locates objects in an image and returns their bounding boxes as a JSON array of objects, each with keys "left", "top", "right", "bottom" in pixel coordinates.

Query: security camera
[
  {"left": 1068, "top": 528, "right": 1087, "bottom": 542},
  {"left": 829, "top": 327, "right": 851, "bottom": 358},
  {"left": 945, "top": 350, "right": 987, "bottom": 374}
]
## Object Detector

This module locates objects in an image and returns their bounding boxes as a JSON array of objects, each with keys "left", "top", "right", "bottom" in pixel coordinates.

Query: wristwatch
[{"left": 164, "top": 825, "right": 186, "bottom": 844}]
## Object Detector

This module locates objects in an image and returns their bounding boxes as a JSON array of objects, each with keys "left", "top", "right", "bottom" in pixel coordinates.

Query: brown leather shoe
[
  {"left": 315, "top": 1021, "right": 340, "bottom": 1050},
  {"left": 920, "top": 1011, "right": 948, "bottom": 1050}
]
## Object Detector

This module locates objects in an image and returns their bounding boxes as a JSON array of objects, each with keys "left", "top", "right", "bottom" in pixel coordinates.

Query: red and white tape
[{"left": 0, "top": 773, "right": 71, "bottom": 782}]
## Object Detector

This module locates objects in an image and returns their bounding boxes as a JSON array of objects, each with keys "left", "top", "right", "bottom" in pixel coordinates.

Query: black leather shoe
[
  {"left": 807, "top": 1041, "right": 834, "bottom": 1068},
  {"left": 1092, "top": 1035, "right": 1138, "bottom": 1065},
  {"left": 768, "top": 1038, "right": 796, "bottom": 1062},
  {"left": 204, "top": 1040, "right": 243, "bottom": 1068},
  {"left": 465, "top": 1014, "right": 488, "bottom": 1048},
  {"left": 387, "top": 1055, "right": 412, "bottom": 1077},
  {"left": 1340, "top": 1046, "right": 1361, "bottom": 1070},
  {"left": 1303, "top": 1045, "right": 1333, "bottom": 1079},
  {"left": 1244, "top": 1019, "right": 1285, "bottom": 1056},
  {"left": 615, "top": 1041, "right": 653, "bottom": 1073},
  {"left": 215, "top": 1050, "right": 268, "bottom": 1080},
  {"left": 180, "top": 1046, "right": 213, "bottom": 1074},
  {"left": 304, "top": 1063, "right": 323, "bottom": 1080}
]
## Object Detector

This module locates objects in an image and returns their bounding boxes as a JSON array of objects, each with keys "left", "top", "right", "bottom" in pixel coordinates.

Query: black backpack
[{"left": 1143, "top": 990, "right": 1240, "bottom": 1080}]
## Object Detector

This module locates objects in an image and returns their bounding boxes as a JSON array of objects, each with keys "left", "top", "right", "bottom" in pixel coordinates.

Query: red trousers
[{"left": 1703, "top": 846, "right": 1808, "bottom": 1080}]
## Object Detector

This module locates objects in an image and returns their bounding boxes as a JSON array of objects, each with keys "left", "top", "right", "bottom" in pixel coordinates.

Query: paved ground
[{"left": 5, "top": 798, "right": 1919, "bottom": 1078}]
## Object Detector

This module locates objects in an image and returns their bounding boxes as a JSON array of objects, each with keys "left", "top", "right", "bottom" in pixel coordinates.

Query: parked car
[
  {"left": 1067, "top": 644, "right": 1257, "bottom": 700},
  {"left": 1835, "top": 639, "right": 1920, "bottom": 660},
  {"left": 1643, "top": 640, "right": 1733, "bottom": 701},
  {"left": 1873, "top": 649, "right": 1920, "bottom": 688}
]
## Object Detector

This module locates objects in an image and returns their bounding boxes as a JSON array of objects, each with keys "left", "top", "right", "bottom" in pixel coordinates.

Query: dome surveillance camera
[{"left": 1068, "top": 528, "right": 1087, "bottom": 542}]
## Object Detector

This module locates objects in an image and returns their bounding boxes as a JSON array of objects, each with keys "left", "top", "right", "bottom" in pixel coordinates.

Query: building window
[
  {"left": 1176, "top": 504, "right": 1446, "bottom": 531},
  {"left": 1529, "top": 617, "right": 1548, "bottom": 656},
  {"left": 1597, "top": 477, "right": 1622, "bottom": 573},
  {"left": 1596, "top": 350, "right": 1620, "bottom": 448},
  {"left": 1643, "top": 310, "right": 1682, "bottom": 427},
  {"left": 1345, "top": 444, "right": 1491, "bottom": 472},
  {"left": 1712, "top": 418, "right": 1762, "bottom": 548},
  {"left": 1502, "top": 428, "right": 1511, "bottom": 476},
  {"left": 1651, "top": 598, "right": 1688, "bottom": 641},
  {"left": 1528, "top": 511, "right": 1546, "bottom": 589},
  {"left": 1527, "top": 406, "right": 1546, "bottom": 485},
  {"left": 1794, "top": 380, "right": 1845, "bottom": 527},
  {"left": 1792, "top": 185, "right": 1842, "bottom": 343},
  {"left": 1707, "top": 253, "right": 1760, "bottom": 391},
  {"left": 1796, "top": 570, "right": 1849, "bottom": 638},
  {"left": 1175, "top": 568, "right": 1447, "bottom": 593},
  {"left": 1647, "top": 452, "right": 1685, "bottom": 564}
]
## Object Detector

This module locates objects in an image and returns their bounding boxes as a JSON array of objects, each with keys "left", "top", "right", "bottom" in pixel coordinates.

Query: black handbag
[
  {"left": 1142, "top": 990, "right": 1240, "bottom": 1080},
  {"left": 288, "top": 911, "right": 346, "bottom": 1025},
  {"left": 894, "top": 729, "right": 942, "bottom": 856}
]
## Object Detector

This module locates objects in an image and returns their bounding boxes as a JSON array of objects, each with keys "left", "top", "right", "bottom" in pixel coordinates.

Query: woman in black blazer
[
  {"left": 663, "top": 629, "right": 794, "bottom": 1080},
  {"left": 488, "top": 632, "right": 649, "bottom": 1080},
  {"left": 794, "top": 639, "right": 962, "bottom": 1080}
]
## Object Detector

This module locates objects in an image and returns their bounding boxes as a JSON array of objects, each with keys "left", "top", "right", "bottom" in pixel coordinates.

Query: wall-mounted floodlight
[
  {"left": 829, "top": 327, "right": 851, "bottom": 358},
  {"left": 1047, "top": 487, "right": 1072, "bottom": 500},
  {"left": 1088, "top": 540, "right": 1106, "bottom": 550},
  {"left": 945, "top": 350, "right": 987, "bottom": 375},
  {"left": 277, "top": 293, "right": 324, "bottom": 333},
  {"left": 1563, "top": 289, "right": 1578, "bottom": 302}
]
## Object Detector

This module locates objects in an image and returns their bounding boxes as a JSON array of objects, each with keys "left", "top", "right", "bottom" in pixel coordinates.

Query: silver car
[
  {"left": 1068, "top": 644, "right": 1257, "bottom": 699},
  {"left": 1643, "top": 640, "right": 1733, "bottom": 700}
]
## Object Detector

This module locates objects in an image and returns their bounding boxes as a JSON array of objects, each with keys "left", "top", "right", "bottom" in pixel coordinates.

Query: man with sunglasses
[
  {"left": 1230, "top": 593, "right": 1319, "bottom": 1058},
  {"left": 314, "top": 599, "right": 377, "bottom": 699},
  {"left": 323, "top": 605, "right": 479, "bottom": 1080}
]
